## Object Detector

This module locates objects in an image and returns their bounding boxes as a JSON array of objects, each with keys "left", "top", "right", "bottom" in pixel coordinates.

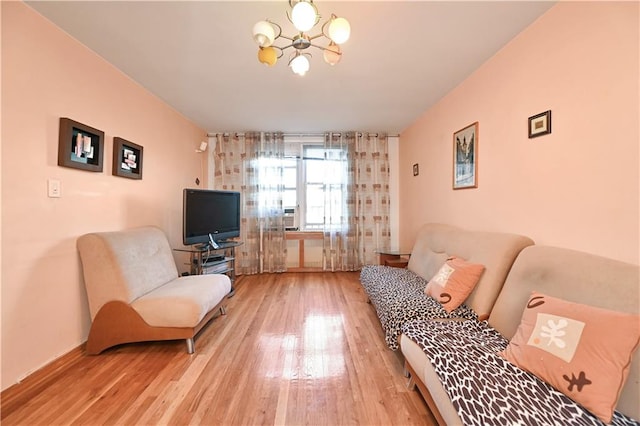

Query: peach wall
[
  {"left": 1, "top": 2, "right": 208, "bottom": 390},
  {"left": 399, "top": 2, "right": 639, "bottom": 265}
]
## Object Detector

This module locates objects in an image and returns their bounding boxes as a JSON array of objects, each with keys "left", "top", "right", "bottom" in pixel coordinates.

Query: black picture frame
[
  {"left": 528, "top": 110, "right": 552, "bottom": 138},
  {"left": 58, "top": 118, "right": 104, "bottom": 172},
  {"left": 413, "top": 163, "right": 419, "bottom": 176},
  {"left": 113, "top": 137, "right": 143, "bottom": 180}
]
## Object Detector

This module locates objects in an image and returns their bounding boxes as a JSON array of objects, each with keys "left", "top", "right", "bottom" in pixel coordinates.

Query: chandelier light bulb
[
  {"left": 323, "top": 42, "right": 341, "bottom": 66},
  {"left": 258, "top": 47, "right": 278, "bottom": 66},
  {"left": 291, "top": 1, "right": 317, "bottom": 32},
  {"left": 252, "top": 21, "right": 276, "bottom": 47},
  {"left": 290, "top": 54, "right": 310, "bottom": 76},
  {"left": 328, "top": 16, "right": 350, "bottom": 44}
]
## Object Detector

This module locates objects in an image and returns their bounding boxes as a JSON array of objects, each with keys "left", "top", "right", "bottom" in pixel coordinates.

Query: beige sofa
[
  {"left": 360, "top": 223, "right": 534, "bottom": 349},
  {"left": 407, "top": 223, "right": 535, "bottom": 320},
  {"left": 401, "top": 245, "right": 640, "bottom": 424},
  {"left": 77, "top": 226, "right": 231, "bottom": 354}
]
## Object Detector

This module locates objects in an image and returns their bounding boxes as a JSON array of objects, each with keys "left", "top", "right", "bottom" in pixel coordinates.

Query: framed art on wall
[
  {"left": 58, "top": 117, "right": 105, "bottom": 172},
  {"left": 528, "top": 110, "right": 552, "bottom": 138},
  {"left": 112, "top": 137, "right": 143, "bottom": 179},
  {"left": 453, "top": 122, "right": 478, "bottom": 190}
]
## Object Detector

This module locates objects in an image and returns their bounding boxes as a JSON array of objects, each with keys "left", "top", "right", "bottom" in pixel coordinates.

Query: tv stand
[{"left": 174, "top": 241, "right": 243, "bottom": 297}]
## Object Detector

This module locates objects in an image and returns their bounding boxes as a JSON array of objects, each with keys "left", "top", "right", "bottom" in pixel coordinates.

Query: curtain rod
[{"left": 207, "top": 132, "right": 400, "bottom": 138}]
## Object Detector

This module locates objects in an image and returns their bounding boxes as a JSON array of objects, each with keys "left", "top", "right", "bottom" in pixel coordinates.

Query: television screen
[{"left": 183, "top": 189, "right": 241, "bottom": 246}]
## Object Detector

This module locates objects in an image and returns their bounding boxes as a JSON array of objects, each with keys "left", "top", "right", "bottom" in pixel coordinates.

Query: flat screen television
[{"left": 183, "top": 188, "right": 241, "bottom": 247}]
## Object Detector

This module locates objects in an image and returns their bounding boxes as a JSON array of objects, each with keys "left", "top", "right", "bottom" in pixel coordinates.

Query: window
[
  {"left": 303, "top": 146, "right": 346, "bottom": 230},
  {"left": 281, "top": 143, "right": 348, "bottom": 231},
  {"left": 282, "top": 157, "right": 297, "bottom": 209}
]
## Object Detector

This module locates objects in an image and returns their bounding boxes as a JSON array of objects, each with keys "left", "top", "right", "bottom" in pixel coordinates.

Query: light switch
[{"left": 48, "top": 179, "right": 61, "bottom": 198}]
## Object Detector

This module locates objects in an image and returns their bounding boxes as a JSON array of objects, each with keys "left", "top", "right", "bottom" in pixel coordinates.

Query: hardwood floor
[{"left": 1, "top": 272, "right": 436, "bottom": 425}]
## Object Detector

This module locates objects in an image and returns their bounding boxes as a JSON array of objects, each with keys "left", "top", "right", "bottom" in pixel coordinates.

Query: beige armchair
[{"left": 77, "top": 226, "right": 231, "bottom": 354}]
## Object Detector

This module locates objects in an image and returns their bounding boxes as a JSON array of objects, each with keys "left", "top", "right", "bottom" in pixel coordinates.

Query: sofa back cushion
[
  {"left": 407, "top": 223, "right": 534, "bottom": 319},
  {"left": 77, "top": 226, "right": 179, "bottom": 319},
  {"left": 489, "top": 245, "right": 640, "bottom": 420}
]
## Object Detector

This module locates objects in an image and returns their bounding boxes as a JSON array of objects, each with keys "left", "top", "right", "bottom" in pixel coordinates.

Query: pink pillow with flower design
[{"left": 500, "top": 292, "right": 640, "bottom": 423}]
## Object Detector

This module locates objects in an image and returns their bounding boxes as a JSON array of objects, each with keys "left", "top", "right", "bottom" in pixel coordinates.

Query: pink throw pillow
[
  {"left": 424, "top": 256, "right": 485, "bottom": 312},
  {"left": 500, "top": 292, "right": 640, "bottom": 423}
]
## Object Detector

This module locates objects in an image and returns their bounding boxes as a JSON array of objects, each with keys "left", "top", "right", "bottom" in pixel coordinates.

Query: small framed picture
[
  {"left": 413, "top": 163, "right": 419, "bottom": 176},
  {"left": 453, "top": 122, "right": 478, "bottom": 190},
  {"left": 113, "top": 137, "right": 143, "bottom": 179},
  {"left": 528, "top": 110, "right": 552, "bottom": 138},
  {"left": 58, "top": 118, "right": 105, "bottom": 172}
]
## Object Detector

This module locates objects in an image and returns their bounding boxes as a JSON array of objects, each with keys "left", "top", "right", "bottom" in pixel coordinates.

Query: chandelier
[{"left": 252, "top": 0, "right": 351, "bottom": 76}]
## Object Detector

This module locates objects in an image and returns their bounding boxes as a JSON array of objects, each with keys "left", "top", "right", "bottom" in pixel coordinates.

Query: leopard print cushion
[
  {"left": 359, "top": 265, "right": 478, "bottom": 350},
  {"left": 402, "top": 319, "right": 639, "bottom": 425}
]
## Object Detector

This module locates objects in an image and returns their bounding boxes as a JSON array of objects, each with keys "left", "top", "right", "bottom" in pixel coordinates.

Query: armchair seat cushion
[{"left": 132, "top": 274, "right": 231, "bottom": 328}]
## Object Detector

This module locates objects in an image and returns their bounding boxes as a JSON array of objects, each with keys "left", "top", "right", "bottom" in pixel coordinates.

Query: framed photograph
[
  {"left": 112, "top": 137, "right": 143, "bottom": 179},
  {"left": 413, "top": 163, "right": 419, "bottom": 176},
  {"left": 58, "top": 118, "right": 104, "bottom": 172},
  {"left": 453, "top": 122, "right": 478, "bottom": 190},
  {"left": 528, "top": 110, "right": 552, "bottom": 138}
]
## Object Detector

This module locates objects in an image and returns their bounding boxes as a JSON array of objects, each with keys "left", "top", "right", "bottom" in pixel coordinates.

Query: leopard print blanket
[
  {"left": 402, "top": 319, "right": 639, "bottom": 426},
  {"left": 359, "top": 265, "right": 477, "bottom": 350}
]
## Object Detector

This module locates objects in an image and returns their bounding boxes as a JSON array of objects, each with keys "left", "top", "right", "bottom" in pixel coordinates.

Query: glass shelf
[{"left": 374, "top": 248, "right": 412, "bottom": 257}]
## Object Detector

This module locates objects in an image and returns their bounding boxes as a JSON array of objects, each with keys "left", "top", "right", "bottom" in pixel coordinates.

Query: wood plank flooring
[{"left": 1, "top": 272, "right": 436, "bottom": 425}]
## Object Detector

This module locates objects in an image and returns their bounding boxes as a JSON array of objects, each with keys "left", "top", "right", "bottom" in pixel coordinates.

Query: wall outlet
[{"left": 48, "top": 179, "right": 61, "bottom": 198}]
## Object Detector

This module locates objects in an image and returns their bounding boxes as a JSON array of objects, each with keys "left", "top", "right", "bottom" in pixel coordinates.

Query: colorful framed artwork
[
  {"left": 112, "top": 137, "right": 143, "bottom": 179},
  {"left": 453, "top": 122, "right": 478, "bottom": 190},
  {"left": 58, "top": 117, "right": 104, "bottom": 172},
  {"left": 528, "top": 110, "right": 552, "bottom": 138}
]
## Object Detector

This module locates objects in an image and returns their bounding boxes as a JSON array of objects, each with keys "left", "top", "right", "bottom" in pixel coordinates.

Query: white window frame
[
  {"left": 282, "top": 138, "right": 347, "bottom": 232},
  {"left": 299, "top": 142, "right": 323, "bottom": 231},
  {"left": 281, "top": 156, "right": 298, "bottom": 211}
]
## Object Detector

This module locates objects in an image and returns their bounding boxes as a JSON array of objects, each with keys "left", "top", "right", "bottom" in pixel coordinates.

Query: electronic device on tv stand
[{"left": 208, "top": 233, "right": 219, "bottom": 249}]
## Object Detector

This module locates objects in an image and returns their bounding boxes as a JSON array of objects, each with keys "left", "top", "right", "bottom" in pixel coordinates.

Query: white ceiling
[{"left": 26, "top": 1, "right": 554, "bottom": 134}]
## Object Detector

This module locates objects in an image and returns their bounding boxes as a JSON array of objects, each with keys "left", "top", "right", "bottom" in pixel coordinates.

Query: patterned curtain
[
  {"left": 213, "top": 132, "right": 286, "bottom": 274},
  {"left": 321, "top": 133, "right": 359, "bottom": 271},
  {"left": 322, "top": 132, "right": 390, "bottom": 270},
  {"left": 355, "top": 132, "right": 391, "bottom": 265}
]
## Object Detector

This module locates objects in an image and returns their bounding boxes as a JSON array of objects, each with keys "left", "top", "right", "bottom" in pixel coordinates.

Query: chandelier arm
[
  {"left": 306, "top": 32, "right": 327, "bottom": 42},
  {"left": 308, "top": 42, "right": 342, "bottom": 55},
  {"left": 267, "top": 19, "right": 283, "bottom": 41},
  {"left": 288, "top": 0, "right": 316, "bottom": 7},
  {"left": 276, "top": 43, "right": 296, "bottom": 52},
  {"left": 288, "top": 50, "right": 313, "bottom": 65},
  {"left": 271, "top": 46, "right": 286, "bottom": 59},
  {"left": 320, "top": 15, "right": 334, "bottom": 39},
  {"left": 278, "top": 33, "right": 296, "bottom": 42}
]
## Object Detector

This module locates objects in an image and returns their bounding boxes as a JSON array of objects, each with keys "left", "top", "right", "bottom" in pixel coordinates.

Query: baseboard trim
[{"left": 1, "top": 343, "right": 85, "bottom": 413}]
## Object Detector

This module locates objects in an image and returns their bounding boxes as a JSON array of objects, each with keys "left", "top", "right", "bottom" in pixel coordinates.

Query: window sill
[{"left": 285, "top": 231, "right": 323, "bottom": 240}]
